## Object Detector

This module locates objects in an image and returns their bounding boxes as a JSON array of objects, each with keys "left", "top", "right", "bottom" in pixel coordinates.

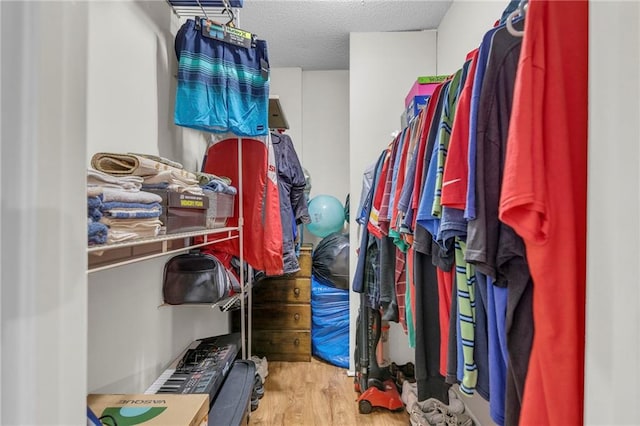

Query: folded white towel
[
  {"left": 100, "top": 218, "right": 162, "bottom": 243},
  {"left": 143, "top": 169, "right": 199, "bottom": 186},
  {"left": 87, "top": 169, "right": 143, "bottom": 191},
  {"left": 91, "top": 153, "right": 197, "bottom": 180},
  {"left": 168, "top": 183, "right": 205, "bottom": 196},
  {"left": 87, "top": 186, "right": 103, "bottom": 198},
  {"left": 101, "top": 187, "right": 163, "bottom": 204}
]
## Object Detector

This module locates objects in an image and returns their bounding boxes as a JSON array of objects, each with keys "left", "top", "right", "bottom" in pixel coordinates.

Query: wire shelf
[{"left": 167, "top": 0, "right": 242, "bottom": 19}]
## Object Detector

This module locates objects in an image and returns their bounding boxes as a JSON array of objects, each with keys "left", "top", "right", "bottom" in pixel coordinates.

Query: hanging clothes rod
[
  {"left": 167, "top": 0, "right": 243, "bottom": 8},
  {"left": 167, "top": 0, "right": 243, "bottom": 20}
]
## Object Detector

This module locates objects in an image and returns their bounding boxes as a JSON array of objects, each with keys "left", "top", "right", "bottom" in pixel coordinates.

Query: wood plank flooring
[{"left": 249, "top": 358, "right": 409, "bottom": 426}]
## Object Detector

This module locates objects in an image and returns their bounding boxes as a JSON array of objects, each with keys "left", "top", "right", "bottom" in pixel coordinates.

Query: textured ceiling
[{"left": 233, "top": 1, "right": 453, "bottom": 70}]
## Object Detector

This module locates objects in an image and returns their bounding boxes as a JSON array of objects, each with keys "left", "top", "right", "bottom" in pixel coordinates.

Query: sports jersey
[
  {"left": 410, "top": 83, "right": 446, "bottom": 232},
  {"left": 499, "top": 1, "right": 588, "bottom": 424},
  {"left": 378, "top": 137, "right": 400, "bottom": 236},
  {"left": 464, "top": 19, "right": 534, "bottom": 424},
  {"left": 465, "top": 24, "right": 506, "bottom": 220},
  {"left": 454, "top": 238, "right": 477, "bottom": 395},
  {"left": 416, "top": 80, "right": 452, "bottom": 239},
  {"left": 203, "top": 134, "right": 283, "bottom": 276},
  {"left": 368, "top": 148, "right": 391, "bottom": 240},
  {"left": 441, "top": 49, "right": 479, "bottom": 211},
  {"left": 414, "top": 250, "right": 450, "bottom": 403},
  {"left": 431, "top": 68, "right": 465, "bottom": 238},
  {"left": 478, "top": 272, "right": 508, "bottom": 425},
  {"left": 271, "top": 132, "right": 309, "bottom": 274}
]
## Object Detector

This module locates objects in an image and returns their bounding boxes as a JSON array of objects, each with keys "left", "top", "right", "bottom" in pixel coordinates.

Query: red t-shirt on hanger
[{"left": 499, "top": 0, "right": 588, "bottom": 424}]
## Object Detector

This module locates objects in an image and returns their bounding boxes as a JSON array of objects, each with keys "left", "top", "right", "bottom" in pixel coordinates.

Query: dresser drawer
[
  {"left": 252, "top": 304, "right": 311, "bottom": 330},
  {"left": 252, "top": 330, "right": 311, "bottom": 362},
  {"left": 253, "top": 277, "right": 310, "bottom": 303}
]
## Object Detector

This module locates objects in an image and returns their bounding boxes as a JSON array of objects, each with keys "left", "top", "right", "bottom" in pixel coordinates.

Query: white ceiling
[{"left": 233, "top": 1, "right": 453, "bottom": 70}]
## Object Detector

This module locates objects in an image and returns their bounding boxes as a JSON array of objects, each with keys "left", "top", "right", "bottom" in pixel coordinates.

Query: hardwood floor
[{"left": 249, "top": 357, "right": 410, "bottom": 426}]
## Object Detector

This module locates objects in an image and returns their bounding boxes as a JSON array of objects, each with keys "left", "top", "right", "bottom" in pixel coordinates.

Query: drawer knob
[
  {"left": 293, "top": 288, "right": 300, "bottom": 297},
  {"left": 294, "top": 338, "right": 300, "bottom": 346},
  {"left": 294, "top": 313, "right": 301, "bottom": 321}
]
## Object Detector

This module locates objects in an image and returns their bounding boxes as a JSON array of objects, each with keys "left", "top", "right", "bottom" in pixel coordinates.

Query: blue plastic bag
[{"left": 311, "top": 275, "right": 350, "bottom": 368}]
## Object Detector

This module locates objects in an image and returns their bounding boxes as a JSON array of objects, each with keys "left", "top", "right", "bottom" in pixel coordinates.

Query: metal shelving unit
[
  {"left": 166, "top": 0, "right": 243, "bottom": 23},
  {"left": 87, "top": 227, "right": 239, "bottom": 273}
]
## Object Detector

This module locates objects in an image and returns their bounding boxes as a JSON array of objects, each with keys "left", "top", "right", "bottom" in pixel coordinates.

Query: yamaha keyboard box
[{"left": 87, "top": 393, "right": 208, "bottom": 425}]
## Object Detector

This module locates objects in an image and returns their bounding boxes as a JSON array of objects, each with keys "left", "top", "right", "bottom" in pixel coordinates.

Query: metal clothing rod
[
  {"left": 196, "top": 0, "right": 209, "bottom": 20},
  {"left": 166, "top": 0, "right": 243, "bottom": 21}
]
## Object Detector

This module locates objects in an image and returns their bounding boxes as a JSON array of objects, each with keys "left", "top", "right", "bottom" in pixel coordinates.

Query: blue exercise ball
[{"left": 306, "top": 195, "right": 346, "bottom": 238}]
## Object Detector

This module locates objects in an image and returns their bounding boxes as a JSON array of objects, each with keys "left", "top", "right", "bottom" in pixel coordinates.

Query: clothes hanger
[
  {"left": 196, "top": 0, "right": 210, "bottom": 21},
  {"left": 194, "top": 0, "right": 257, "bottom": 48},
  {"left": 506, "top": 0, "right": 527, "bottom": 37},
  {"left": 221, "top": 0, "right": 235, "bottom": 27}
]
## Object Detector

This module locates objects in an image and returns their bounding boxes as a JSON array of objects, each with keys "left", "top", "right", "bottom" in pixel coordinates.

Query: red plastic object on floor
[{"left": 356, "top": 378, "right": 404, "bottom": 414}]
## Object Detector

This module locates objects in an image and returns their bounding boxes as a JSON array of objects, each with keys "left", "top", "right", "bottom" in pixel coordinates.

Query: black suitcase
[{"left": 208, "top": 360, "right": 256, "bottom": 425}]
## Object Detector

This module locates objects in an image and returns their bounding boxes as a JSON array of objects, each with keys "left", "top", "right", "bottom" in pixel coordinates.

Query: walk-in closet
[{"left": 1, "top": 1, "right": 638, "bottom": 425}]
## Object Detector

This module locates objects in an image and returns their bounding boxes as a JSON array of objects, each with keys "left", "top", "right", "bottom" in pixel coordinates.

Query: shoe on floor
[
  {"left": 443, "top": 410, "right": 474, "bottom": 426},
  {"left": 252, "top": 374, "right": 265, "bottom": 400},
  {"left": 411, "top": 404, "right": 452, "bottom": 426},
  {"left": 251, "top": 355, "right": 269, "bottom": 384},
  {"left": 250, "top": 396, "right": 259, "bottom": 412},
  {"left": 417, "top": 398, "right": 474, "bottom": 426},
  {"left": 401, "top": 380, "right": 418, "bottom": 411},
  {"left": 409, "top": 404, "right": 437, "bottom": 426}
]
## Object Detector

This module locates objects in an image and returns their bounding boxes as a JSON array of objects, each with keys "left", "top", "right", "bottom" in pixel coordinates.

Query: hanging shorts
[{"left": 174, "top": 18, "right": 270, "bottom": 137}]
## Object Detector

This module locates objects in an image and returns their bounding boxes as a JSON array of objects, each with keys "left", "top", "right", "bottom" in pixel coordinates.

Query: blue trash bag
[{"left": 311, "top": 275, "right": 350, "bottom": 368}]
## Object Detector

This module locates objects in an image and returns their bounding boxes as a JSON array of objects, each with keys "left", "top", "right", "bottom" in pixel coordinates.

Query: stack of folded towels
[
  {"left": 91, "top": 152, "right": 204, "bottom": 195},
  {"left": 87, "top": 152, "right": 237, "bottom": 245},
  {"left": 87, "top": 168, "right": 162, "bottom": 244},
  {"left": 87, "top": 186, "right": 108, "bottom": 246}
]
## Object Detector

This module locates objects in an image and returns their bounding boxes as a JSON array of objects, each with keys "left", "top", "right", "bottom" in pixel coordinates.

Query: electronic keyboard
[{"left": 145, "top": 332, "right": 240, "bottom": 405}]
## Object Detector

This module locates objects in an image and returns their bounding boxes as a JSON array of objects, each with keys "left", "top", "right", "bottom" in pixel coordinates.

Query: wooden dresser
[{"left": 250, "top": 244, "right": 313, "bottom": 362}]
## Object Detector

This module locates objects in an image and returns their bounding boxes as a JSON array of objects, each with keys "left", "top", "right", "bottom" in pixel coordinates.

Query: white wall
[
  {"left": 270, "top": 67, "right": 303, "bottom": 155},
  {"left": 302, "top": 70, "right": 350, "bottom": 246},
  {"left": 349, "top": 30, "right": 438, "bottom": 370},
  {"left": 85, "top": 1, "right": 229, "bottom": 394},
  {"left": 302, "top": 71, "right": 350, "bottom": 202},
  {"left": 270, "top": 68, "right": 350, "bottom": 246},
  {"left": 1, "top": 2, "right": 89, "bottom": 424},
  {"left": 436, "top": 0, "right": 507, "bottom": 75},
  {"left": 585, "top": 2, "right": 640, "bottom": 424}
]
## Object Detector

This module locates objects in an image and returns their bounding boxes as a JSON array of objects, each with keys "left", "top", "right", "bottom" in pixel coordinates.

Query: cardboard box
[
  {"left": 405, "top": 79, "right": 441, "bottom": 108},
  {"left": 87, "top": 393, "right": 208, "bottom": 426},
  {"left": 147, "top": 190, "right": 209, "bottom": 210},
  {"left": 416, "top": 75, "right": 449, "bottom": 84},
  {"left": 146, "top": 190, "right": 209, "bottom": 234}
]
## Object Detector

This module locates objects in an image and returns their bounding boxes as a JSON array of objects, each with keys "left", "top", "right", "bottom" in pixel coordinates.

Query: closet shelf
[
  {"left": 166, "top": 0, "right": 243, "bottom": 19},
  {"left": 87, "top": 227, "right": 239, "bottom": 273},
  {"left": 158, "top": 291, "right": 247, "bottom": 313}
]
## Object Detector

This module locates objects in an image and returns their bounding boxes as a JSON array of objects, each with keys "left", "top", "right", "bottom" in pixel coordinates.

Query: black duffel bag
[{"left": 163, "top": 250, "right": 231, "bottom": 304}]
